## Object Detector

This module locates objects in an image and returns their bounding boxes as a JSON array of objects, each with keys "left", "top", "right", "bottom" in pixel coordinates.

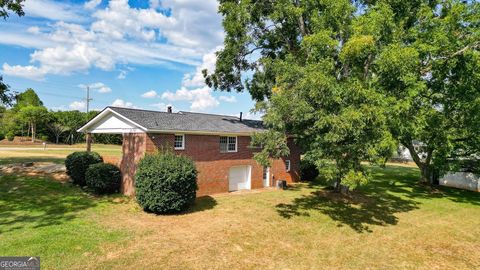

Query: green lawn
[
  {"left": 0, "top": 144, "right": 122, "bottom": 165},
  {"left": 0, "top": 162, "right": 479, "bottom": 269}
]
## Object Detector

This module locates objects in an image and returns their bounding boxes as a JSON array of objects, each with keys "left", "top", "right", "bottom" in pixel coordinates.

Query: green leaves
[
  {"left": 251, "top": 130, "right": 290, "bottom": 167},
  {"left": 0, "top": 0, "right": 25, "bottom": 20},
  {"left": 213, "top": 0, "right": 480, "bottom": 186},
  {"left": 135, "top": 152, "right": 198, "bottom": 214}
]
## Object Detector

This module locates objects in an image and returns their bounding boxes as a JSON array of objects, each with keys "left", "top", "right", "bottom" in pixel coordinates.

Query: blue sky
[{"left": 0, "top": 0, "right": 258, "bottom": 118}]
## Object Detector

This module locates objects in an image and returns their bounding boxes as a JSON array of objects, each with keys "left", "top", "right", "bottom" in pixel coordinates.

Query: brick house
[{"left": 78, "top": 106, "right": 301, "bottom": 196}]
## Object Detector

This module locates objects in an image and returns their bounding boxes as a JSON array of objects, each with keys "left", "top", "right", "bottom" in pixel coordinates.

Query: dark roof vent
[
  {"left": 240, "top": 112, "right": 243, "bottom": 122},
  {"left": 167, "top": 106, "right": 172, "bottom": 113}
]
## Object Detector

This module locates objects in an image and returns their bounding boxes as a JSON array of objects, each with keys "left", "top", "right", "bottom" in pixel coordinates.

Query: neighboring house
[
  {"left": 78, "top": 106, "right": 301, "bottom": 196},
  {"left": 392, "top": 141, "right": 425, "bottom": 162}
]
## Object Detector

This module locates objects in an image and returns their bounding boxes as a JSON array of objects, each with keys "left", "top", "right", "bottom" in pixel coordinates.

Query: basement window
[
  {"left": 174, "top": 134, "right": 185, "bottom": 150},
  {"left": 220, "top": 136, "right": 237, "bottom": 153}
]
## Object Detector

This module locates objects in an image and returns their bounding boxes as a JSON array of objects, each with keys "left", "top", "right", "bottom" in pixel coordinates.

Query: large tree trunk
[{"left": 403, "top": 140, "right": 434, "bottom": 185}]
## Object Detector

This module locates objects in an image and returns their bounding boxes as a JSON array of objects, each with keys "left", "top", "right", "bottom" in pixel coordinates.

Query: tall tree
[
  {"left": 207, "top": 0, "right": 396, "bottom": 190},
  {"left": 0, "top": 76, "right": 13, "bottom": 106},
  {"left": 14, "top": 88, "right": 43, "bottom": 110},
  {"left": 18, "top": 105, "right": 48, "bottom": 142},
  {"left": 47, "top": 121, "right": 68, "bottom": 144},
  {"left": 0, "top": 0, "right": 25, "bottom": 19},
  {"left": 376, "top": 1, "right": 480, "bottom": 182},
  {"left": 60, "top": 110, "right": 86, "bottom": 144},
  {"left": 1, "top": 0, "right": 25, "bottom": 107},
  {"left": 208, "top": 0, "right": 480, "bottom": 186}
]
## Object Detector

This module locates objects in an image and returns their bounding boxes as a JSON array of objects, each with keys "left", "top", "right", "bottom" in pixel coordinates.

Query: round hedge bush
[
  {"left": 86, "top": 163, "right": 121, "bottom": 194},
  {"left": 300, "top": 159, "right": 319, "bottom": 181},
  {"left": 65, "top": 151, "right": 103, "bottom": 186},
  {"left": 135, "top": 152, "right": 198, "bottom": 214}
]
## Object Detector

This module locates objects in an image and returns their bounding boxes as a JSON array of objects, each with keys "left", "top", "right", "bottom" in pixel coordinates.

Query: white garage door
[{"left": 229, "top": 166, "right": 251, "bottom": 191}]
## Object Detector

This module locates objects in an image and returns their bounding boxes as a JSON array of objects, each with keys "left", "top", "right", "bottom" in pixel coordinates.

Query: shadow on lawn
[
  {"left": 0, "top": 174, "right": 96, "bottom": 234},
  {"left": 278, "top": 165, "right": 479, "bottom": 232},
  {"left": 277, "top": 165, "right": 424, "bottom": 233},
  {"left": 0, "top": 157, "right": 65, "bottom": 165},
  {"left": 190, "top": 196, "right": 217, "bottom": 213}
]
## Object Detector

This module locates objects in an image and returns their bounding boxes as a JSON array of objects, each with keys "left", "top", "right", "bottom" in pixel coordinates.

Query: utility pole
[{"left": 85, "top": 85, "right": 93, "bottom": 113}]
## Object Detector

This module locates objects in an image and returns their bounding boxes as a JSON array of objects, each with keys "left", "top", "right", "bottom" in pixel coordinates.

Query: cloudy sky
[{"left": 0, "top": 0, "right": 258, "bottom": 118}]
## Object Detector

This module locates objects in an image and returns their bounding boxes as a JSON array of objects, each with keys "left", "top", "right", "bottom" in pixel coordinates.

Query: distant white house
[{"left": 392, "top": 141, "right": 425, "bottom": 162}]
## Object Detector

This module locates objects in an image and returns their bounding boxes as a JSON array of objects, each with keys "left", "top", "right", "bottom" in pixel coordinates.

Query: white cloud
[
  {"left": 97, "top": 86, "right": 112, "bottom": 93},
  {"left": 79, "top": 82, "right": 112, "bottom": 93},
  {"left": 160, "top": 0, "right": 223, "bottom": 50},
  {"left": 141, "top": 90, "right": 158, "bottom": 98},
  {"left": 117, "top": 70, "right": 127, "bottom": 79},
  {"left": 111, "top": 99, "right": 136, "bottom": 108},
  {"left": 27, "top": 26, "right": 41, "bottom": 35},
  {"left": 1, "top": 0, "right": 221, "bottom": 80},
  {"left": 69, "top": 101, "right": 86, "bottom": 110},
  {"left": 182, "top": 48, "right": 220, "bottom": 88},
  {"left": 24, "top": 0, "right": 82, "bottom": 22},
  {"left": 84, "top": 0, "right": 102, "bottom": 10},
  {"left": 2, "top": 63, "right": 47, "bottom": 81},
  {"left": 91, "top": 0, "right": 175, "bottom": 42},
  {"left": 244, "top": 111, "right": 263, "bottom": 121},
  {"left": 219, "top": 96, "right": 237, "bottom": 103},
  {"left": 162, "top": 86, "right": 219, "bottom": 111}
]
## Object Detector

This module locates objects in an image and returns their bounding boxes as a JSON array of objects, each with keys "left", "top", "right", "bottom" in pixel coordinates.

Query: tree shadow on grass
[
  {"left": 374, "top": 165, "right": 480, "bottom": 207},
  {"left": 0, "top": 157, "right": 65, "bottom": 165},
  {"left": 277, "top": 187, "right": 419, "bottom": 233},
  {"left": 0, "top": 174, "right": 96, "bottom": 234},
  {"left": 278, "top": 164, "right": 480, "bottom": 232},
  {"left": 277, "top": 165, "right": 425, "bottom": 233}
]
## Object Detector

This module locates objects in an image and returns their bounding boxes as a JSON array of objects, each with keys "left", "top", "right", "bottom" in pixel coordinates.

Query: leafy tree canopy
[
  {"left": 18, "top": 105, "right": 48, "bottom": 142},
  {"left": 0, "top": 76, "right": 13, "bottom": 106},
  {"left": 208, "top": 0, "right": 480, "bottom": 187},
  {"left": 14, "top": 88, "right": 43, "bottom": 110},
  {"left": 0, "top": 0, "right": 25, "bottom": 19}
]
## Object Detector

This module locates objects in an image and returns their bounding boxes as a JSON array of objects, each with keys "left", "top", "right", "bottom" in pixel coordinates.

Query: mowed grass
[
  {"left": 0, "top": 144, "right": 122, "bottom": 165},
  {"left": 0, "top": 163, "right": 479, "bottom": 269}
]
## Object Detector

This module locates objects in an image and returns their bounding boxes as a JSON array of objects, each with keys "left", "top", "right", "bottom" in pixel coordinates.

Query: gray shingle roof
[{"left": 108, "top": 106, "right": 265, "bottom": 134}]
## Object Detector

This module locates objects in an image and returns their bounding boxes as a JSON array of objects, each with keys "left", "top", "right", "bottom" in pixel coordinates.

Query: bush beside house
[
  {"left": 86, "top": 163, "right": 121, "bottom": 194},
  {"left": 65, "top": 151, "right": 103, "bottom": 186},
  {"left": 135, "top": 152, "right": 198, "bottom": 214}
]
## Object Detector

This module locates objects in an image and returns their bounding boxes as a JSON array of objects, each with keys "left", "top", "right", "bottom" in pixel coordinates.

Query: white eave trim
[{"left": 77, "top": 107, "right": 148, "bottom": 133}]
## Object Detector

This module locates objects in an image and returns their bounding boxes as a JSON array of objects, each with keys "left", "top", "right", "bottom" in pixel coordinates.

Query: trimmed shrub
[
  {"left": 300, "top": 159, "right": 319, "bottom": 181},
  {"left": 65, "top": 151, "right": 103, "bottom": 186},
  {"left": 135, "top": 151, "right": 198, "bottom": 214},
  {"left": 86, "top": 163, "right": 121, "bottom": 194},
  {"left": 6, "top": 131, "right": 14, "bottom": 141}
]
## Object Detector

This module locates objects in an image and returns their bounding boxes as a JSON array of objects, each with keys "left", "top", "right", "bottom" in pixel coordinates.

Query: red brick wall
[
  {"left": 144, "top": 133, "right": 301, "bottom": 196},
  {"left": 120, "top": 133, "right": 146, "bottom": 196}
]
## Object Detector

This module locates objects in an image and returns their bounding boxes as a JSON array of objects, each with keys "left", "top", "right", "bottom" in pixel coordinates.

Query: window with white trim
[
  {"left": 220, "top": 136, "right": 237, "bottom": 152},
  {"left": 285, "top": 160, "right": 291, "bottom": 172},
  {"left": 174, "top": 134, "right": 185, "bottom": 150}
]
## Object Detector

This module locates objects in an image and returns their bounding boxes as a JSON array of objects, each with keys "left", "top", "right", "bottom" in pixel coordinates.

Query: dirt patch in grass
[{"left": 0, "top": 162, "right": 69, "bottom": 182}]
